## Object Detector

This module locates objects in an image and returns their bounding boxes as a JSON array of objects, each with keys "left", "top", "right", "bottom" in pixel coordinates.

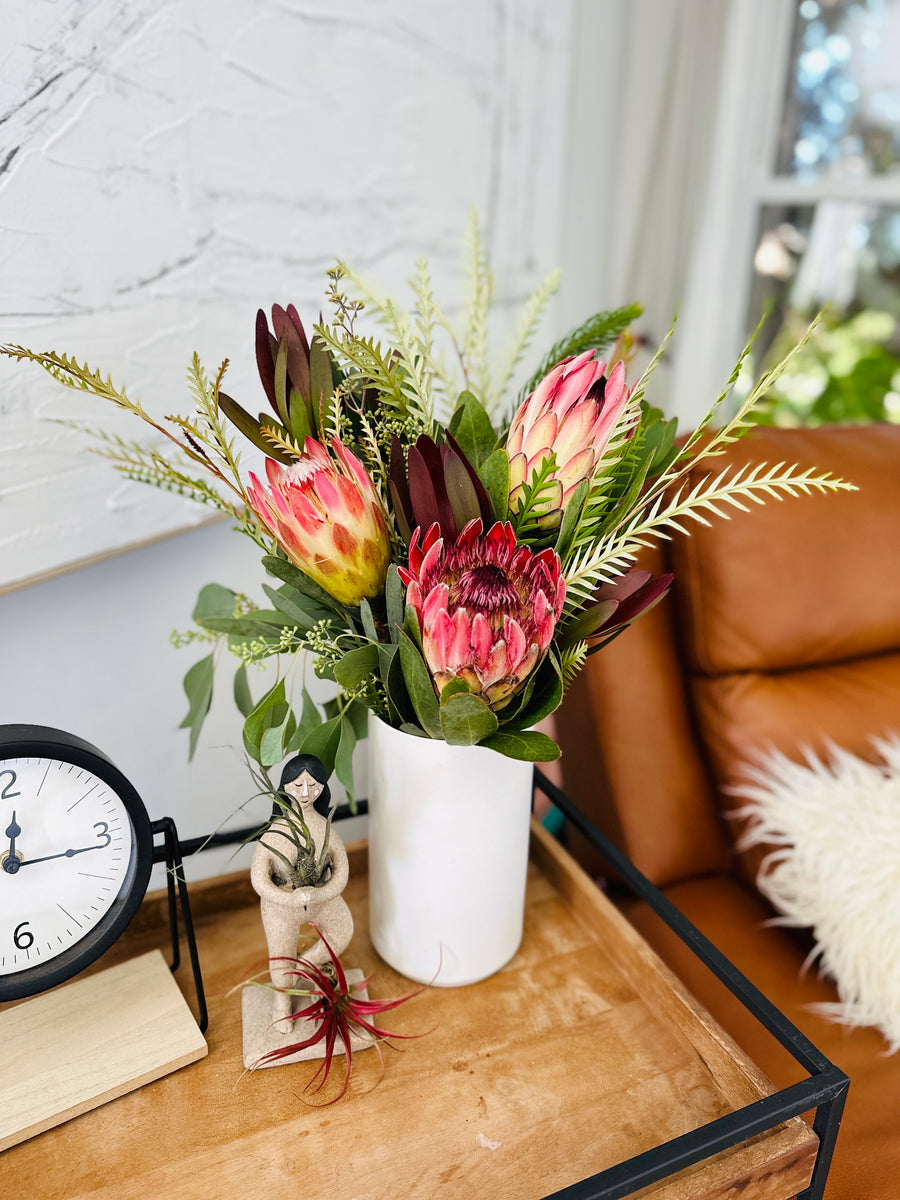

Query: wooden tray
[{"left": 3, "top": 822, "right": 817, "bottom": 1199}]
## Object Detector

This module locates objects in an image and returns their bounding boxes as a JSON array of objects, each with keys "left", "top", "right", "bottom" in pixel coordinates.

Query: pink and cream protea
[
  {"left": 506, "top": 350, "right": 632, "bottom": 527},
  {"left": 248, "top": 439, "right": 390, "bottom": 607},
  {"left": 399, "top": 520, "right": 565, "bottom": 709}
]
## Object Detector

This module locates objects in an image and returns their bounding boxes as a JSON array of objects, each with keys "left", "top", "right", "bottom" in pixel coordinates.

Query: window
[{"left": 670, "top": 0, "right": 900, "bottom": 427}]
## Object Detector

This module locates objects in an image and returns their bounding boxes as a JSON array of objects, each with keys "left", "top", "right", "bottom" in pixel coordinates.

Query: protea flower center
[
  {"left": 451, "top": 565, "right": 520, "bottom": 618},
  {"left": 400, "top": 519, "right": 566, "bottom": 709}
]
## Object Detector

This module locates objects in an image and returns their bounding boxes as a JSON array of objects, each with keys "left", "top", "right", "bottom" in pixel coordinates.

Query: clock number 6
[
  {"left": 13, "top": 922, "right": 34, "bottom": 950},
  {"left": 0, "top": 769, "right": 20, "bottom": 800}
]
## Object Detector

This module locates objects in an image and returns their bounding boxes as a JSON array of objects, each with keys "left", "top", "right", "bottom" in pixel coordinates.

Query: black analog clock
[{"left": 0, "top": 724, "right": 154, "bottom": 1002}]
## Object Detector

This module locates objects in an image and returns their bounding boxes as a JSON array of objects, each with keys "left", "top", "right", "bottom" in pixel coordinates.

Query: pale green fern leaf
[{"left": 489, "top": 266, "right": 562, "bottom": 413}]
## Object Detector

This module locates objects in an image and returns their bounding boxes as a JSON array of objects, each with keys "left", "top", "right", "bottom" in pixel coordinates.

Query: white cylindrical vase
[{"left": 367, "top": 715, "right": 534, "bottom": 986}]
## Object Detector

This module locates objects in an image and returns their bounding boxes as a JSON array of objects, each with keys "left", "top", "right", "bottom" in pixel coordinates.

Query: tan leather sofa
[{"left": 556, "top": 423, "right": 900, "bottom": 1199}]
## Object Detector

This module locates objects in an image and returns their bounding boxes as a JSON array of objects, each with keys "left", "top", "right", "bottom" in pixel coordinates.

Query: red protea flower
[
  {"left": 399, "top": 520, "right": 565, "bottom": 709},
  {"left": 248, "top": 438, "right": 390, "bottom": 606},
  {"left": 506, "top": 350, "right": 632, "bottom": 528}
]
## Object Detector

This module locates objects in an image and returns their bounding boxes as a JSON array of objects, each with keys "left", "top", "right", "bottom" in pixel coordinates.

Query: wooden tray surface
[{"left": 3, "top": 821, "right": 817, "bottom": 1199}]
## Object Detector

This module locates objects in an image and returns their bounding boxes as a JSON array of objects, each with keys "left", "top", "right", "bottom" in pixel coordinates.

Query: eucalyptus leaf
[
  {"left": 233, "top": 663, "right": 254, "bottom": 719},
  {"left": 298, "top": 716, "right": 343, "bottom": 776},
  {"left": 342, "top": 697, "right": 369, "bottom": 740},
  {"left": 260, "top": 718, "right": 291, "bottom": 768},
  {"left": 478, "top": 447, "right": 510, "bottom": 524},
  {"left": 378, "top": 642, "right": 409, "bottom": 726},
  {"left": 480, "top": 729, "right": 560, "bottom": 762},
  {"left": 333, "top": 716, "right": 357, "bottom": 803},
  {"left": 333, "top": 643, "right": 380, "bottom": 690},
  {"left": 385, "top": 565, "right": 406, "bottom": 640},
  {"left": 179, "top": 653, "right": 214, "bottom": 759},
  {"left": 503, "top": 659, "right": 564, "bottom": 731},
  {"left": 295, "top": 686, "right": 323, "bottom": 742},
  {"left": 439, "top": 677, "right": 471, "bottom": 702},
  {"left": 200, "top": 610, "right": 296, "bottom": 637},
  {"left": 192, "top": 583, "right": 239, "bottom": 623},
  {"left": 261, "top": 583, "right": 319, "bottom": 629},
  {"left": 439, "top": 693, "right": 499, "bottom": 746},
  {"left": 242, "top": 678, "right": 287, "bottom": 763},
  {"left": 397, "top": 630, "right": 441, "bottom": 739},
  {"left": 359, "top": 598, "right": 379, "bottom": 643},
  {"left": 403, "top": 603, "right": 425, "bottom": 653}
]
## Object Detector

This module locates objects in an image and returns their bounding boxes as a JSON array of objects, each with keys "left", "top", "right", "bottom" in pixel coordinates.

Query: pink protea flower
[
  {"left": 248, "top": 438, "right": 390, "bottom": 606},
  {"left": 506, "top": 350, "right": 632, "bottom": 527},
  {"left": 399, "top": 520, "right": 565, "bottom": 710}
]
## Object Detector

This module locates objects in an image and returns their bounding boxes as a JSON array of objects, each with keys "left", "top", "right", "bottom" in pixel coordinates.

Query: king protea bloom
[
  {"left": 248, "top": 439, "right": 390, "bottom": 606},
  {"left": 506, "top": 350, "right": 632, "bottom": 528},
  {"left": 400, "top": 520, "right": 565, "bottom": 709}
]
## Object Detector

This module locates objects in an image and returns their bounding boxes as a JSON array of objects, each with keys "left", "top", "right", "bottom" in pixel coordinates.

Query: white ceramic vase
[{"left": 367, "top": 715, "right": 534, "bottom": 986}]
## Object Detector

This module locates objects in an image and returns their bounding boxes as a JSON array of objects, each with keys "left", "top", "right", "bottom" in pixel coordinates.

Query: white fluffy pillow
[{"left": 731, "top": 736, "right": 900, "bottom": 1051}]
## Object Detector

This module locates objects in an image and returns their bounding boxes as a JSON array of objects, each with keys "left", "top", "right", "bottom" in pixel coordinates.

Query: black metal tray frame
[{"left": 533, "top": 768, "right": 849, "bottom": 1200}]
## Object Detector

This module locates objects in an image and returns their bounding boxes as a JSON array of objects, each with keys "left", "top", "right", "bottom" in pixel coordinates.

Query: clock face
[{"left": 0, "top": 727, "right": 154, "bottom": 1001}]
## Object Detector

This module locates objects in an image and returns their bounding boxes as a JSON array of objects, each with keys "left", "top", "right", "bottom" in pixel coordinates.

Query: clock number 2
[
  {"left": 0, "top": 770, "right": 20, "bottom": 800},
  {"left": 13, "top": 922, "right": 34, "bottom": 950}
]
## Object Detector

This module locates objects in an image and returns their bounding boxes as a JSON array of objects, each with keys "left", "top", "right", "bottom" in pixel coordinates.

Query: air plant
[{"left": 245, "top": 925, "right": 426, "bottom": 1102}]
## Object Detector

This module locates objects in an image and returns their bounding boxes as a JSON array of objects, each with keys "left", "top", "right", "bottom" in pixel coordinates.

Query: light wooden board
[{"left": 0, "top": 949, "right": 207, "bottom": 1152}]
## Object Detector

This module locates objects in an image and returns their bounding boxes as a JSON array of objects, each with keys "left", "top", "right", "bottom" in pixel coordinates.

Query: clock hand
[
  {"left": 2, "top": 812, "right": 22, "bottom": 874},
  {"left": 20, "top": 844, "right": 104, "bottom": 867}
]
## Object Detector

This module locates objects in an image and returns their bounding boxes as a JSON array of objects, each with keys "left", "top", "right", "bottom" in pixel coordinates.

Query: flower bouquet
[
  {"left": 0, "top": 217, "right": 851, "bottom": 803},
  {"left": 4, "top": 217, "right": 856, "bottom": 985}
]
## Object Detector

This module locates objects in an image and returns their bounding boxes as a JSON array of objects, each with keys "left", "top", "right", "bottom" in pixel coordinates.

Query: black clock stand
[{"left": 151, "top": 817, "right": 208, "bottom": 1034}]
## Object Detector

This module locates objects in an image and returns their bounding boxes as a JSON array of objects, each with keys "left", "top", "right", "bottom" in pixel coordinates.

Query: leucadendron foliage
[{"left": 1, "top": 213, "right": 854, "bottom": 804}]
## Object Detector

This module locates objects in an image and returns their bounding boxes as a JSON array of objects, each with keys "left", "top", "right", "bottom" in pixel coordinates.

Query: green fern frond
[
  {"left": 489, "top": 267, "right": 562, "bottom": 414},
  {"left": 560, "top": 642, "right": 588, "bottom": 690},
  {"left": 514, "top": 303, "right": 643, "bottom": 409},
  {"left": 1, "top": 345, "right": 152, "bottom": 416},
  {"left": 262, "top": 425, "right": 305, "bottom": 461},
  {"left": 461, "top": 209, "right": 493, "bottom": 402},
  {"left": 563, "top": 461, "right": 855, "bottom": 610},
  {"left": 509, "top": 454, "right": 562, "bottom": 543}
]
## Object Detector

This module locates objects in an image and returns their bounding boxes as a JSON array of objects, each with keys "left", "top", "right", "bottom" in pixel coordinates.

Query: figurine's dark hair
[{"left": 276, "top": 754, "right": 331, "bottom": 817}]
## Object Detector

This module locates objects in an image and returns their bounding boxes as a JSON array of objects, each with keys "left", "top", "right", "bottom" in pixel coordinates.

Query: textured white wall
[{"left": 0, "top": 0, "right": 578, "bottom": 881}]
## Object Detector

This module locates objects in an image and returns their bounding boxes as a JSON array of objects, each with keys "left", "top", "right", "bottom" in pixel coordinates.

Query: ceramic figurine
[{"left": 250, "top": 754, "right": 353, "bottom": 1029}]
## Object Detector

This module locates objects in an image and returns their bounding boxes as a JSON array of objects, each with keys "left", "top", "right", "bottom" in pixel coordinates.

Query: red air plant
[
  {"left": 400, "top": 519, "right": 565, "bottom": 709},
  {"left": 247, "top": 925, "right": 425, "bottom": 1102}
]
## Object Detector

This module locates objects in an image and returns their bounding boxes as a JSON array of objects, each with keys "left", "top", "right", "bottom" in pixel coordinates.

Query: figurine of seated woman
[{"left": 250, "top": 754, "right": 353, "bottom": 1030}]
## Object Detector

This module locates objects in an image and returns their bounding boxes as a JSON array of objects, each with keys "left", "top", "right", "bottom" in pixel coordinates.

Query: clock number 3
[
  {"left": 0, "top": 770, "right": 20, "bottom": 800},
  {"left": 94, "top": 822, "right": 111, "bottom": 847}
]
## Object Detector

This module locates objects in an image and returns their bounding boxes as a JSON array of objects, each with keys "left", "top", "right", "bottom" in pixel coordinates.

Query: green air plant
[{"left": 246, "top": 760, "right": 334, "bottom": 890}]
